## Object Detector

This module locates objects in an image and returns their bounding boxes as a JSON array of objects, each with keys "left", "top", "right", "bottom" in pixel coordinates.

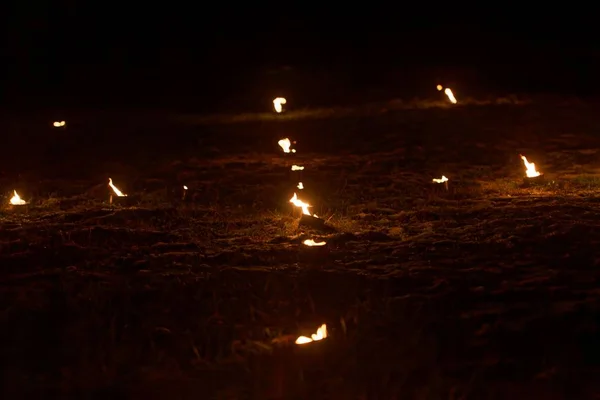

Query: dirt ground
[{"left": 2, "top": 97, "right": 600, "bottom": 399}]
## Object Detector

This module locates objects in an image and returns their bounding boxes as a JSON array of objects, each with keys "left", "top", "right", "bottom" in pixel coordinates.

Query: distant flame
[
  {"left": 303, "top": 239, "right": 326, "bottom": 247},
  {"left": 278, "top": 138, "right": 296, "bottom": 153},
  {"left": 273, "top": 97, "right": 287, "bottom": 113},
  {"left": 432, "top": 175, "right": 448, "bottom": 183},
  {"left": 290, "top": 193, "right": 311, "bottom": 215},
  {"left": 444, "top": 88, "right": 457, "bottom": 104},
  {"left": 520, "top": 155, "right": 541, "bottom": 178},
  {"left": 296, "top": 324, "right": 328, "bottom": 345},
  {"left": 297, "top": 182, "right": 304, "bottom": 189},
  {"left": 436, "top": 84, "right": 443, "bottom": 91},
  {"left": 108, "top": 178, "right": 128, "bottom": 197},
  {"left": 183, "top": 185, "right": 188, "bottom": 190},
  {"left": 52, "top": 120, "right": 66, "bottom": 127},
  {"left": 291, "top": 165, "right": 304, "bottom": 171},
  {"left": 9, "top": 190, "right": 27, "bottom": 205}
]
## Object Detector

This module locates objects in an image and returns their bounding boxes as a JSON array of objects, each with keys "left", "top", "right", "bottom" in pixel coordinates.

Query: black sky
[{"left": 2, "top": 3, "right": 599, "bottom": 109}]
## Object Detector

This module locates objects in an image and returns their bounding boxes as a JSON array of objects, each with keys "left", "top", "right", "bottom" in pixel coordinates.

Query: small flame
[
  {"left": 273, "top": 97, "right": 287, "bottom": 113},
  {"left": 520, "top": 155, "right": 541, "bottom": 178},
  {"left": 108, "top": 178, "right": 128, "bottom": 197},
  {"left": 433, "top": 175, "right": 449, "bottom": 183},
  {"left": 436, "top": 84, "right": 443, "bottom": 91},
  {"left": 303, "top": 239, "right": 326, "bottom": 247},
  {"left": 290, "top": 193, "right": 311, "bottom": 215},
  {"left": 183, "top": 185, "right": 188, "bottom": 190},
  {"left": 278, "top": 138, "right": 296, "bottom": 153},
  {"left": 444, "top": 88, "right": 457, "bottom": 104},
  {"left": 9, "top": 190, "right": 27, "bottom": 205},
  {"left": 291, "top": 165, "right": 304, "bottom": 171},
  {"left": 295, "top": 324, "right": 328, "bottom": 345},
  {"left": 52, "top": 120, "right": 66, "bottom": 127},
  {"left": 297, "top": 182, "right": 304, "bottom": 189}
]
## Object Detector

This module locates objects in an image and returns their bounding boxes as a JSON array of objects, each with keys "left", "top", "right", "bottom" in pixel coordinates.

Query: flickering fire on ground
[
  {"left": 520, "top": 155, "right": 542, "bottom": 178},
  {"left": 9, "top": 190, "right": 27, "bottom": 205},
  {"left": 273, "top": 97, "right": 287, "bottom": 113},
  {"left": 295, "top": 324, "right": 327, "bottom": 345},
  {"left": 108, "top": 178, "right": 128, "bottom": 197},
  {"left": 278, "top": 138, "right": 296, "bottom": 153}
]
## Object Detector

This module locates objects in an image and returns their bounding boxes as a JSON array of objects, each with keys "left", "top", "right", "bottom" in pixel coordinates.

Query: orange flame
[
  {"left": 303, "top": 239, "right": 326, "bottom": 247},
  {"left": 273, "top": 97, "right": 287, "bottom": 113},
  {"left": 444, "top": 88, "right": 457, "bottom": 104},
  {"left": 296, "top": 324, "right": 327, "bottom": 345},
  {"left": 290, "top": 193, "right": 311, "bottom": 215},
  {"left": 278, "top": 138, "right": 296, "bottom": 153},
  {"left": 108, "top": 178, "right": 128, "bottom": 197},
  {"left": 432, "top": 175, "right": 448, "bottom": 183},
  {"left": 520, "top": 155, "right": 541, "bottom": 178},
  {"left": 9, "top": 190, "right": 27, "bottom": 205}
]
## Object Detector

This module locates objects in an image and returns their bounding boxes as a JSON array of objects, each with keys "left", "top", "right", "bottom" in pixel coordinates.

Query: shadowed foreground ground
[{"left": 2, "top": 98, "right": 600, "bottom": 399}]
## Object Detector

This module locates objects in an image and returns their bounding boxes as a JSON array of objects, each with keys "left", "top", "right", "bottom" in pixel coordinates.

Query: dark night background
[{"left": 2, "top": 4, "right": 599, "bottom": 112}]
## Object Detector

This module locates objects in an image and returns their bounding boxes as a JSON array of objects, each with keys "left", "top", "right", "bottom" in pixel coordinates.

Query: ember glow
[
  {"left": 9, "top": 190, "right": 27, "bottom": 205},
  {"left": 273, "top": 97, "right": 287, "bottom": 113},
  {"left": 278, "top": 138, "right": 296, "bottom": 153},
  {"left": 290, "top": 193, "right": 311, "bottom": 215},
  {"left": 297, "top": 182, "right": 304, "bottom": 189},
  {"left": 303, "top": 239, "right": 326, "bottom": 247},
  {"left": 291, "top": 165, "right": 304, "bottom": 171},
  {"left": 436, "top": 84, "right": 443, "bottom": 91},
  {"left": 444, "top": 88, "right": 457, "bottom": 104},
  {"left": 520, "top": 155, "right": 541, "bottom": 178},
  {"left": 295, "top": 324, "right": 328, "bottom": 345},
  {"left": 52, "top": 120, "right": 66, "bottom": 127},
  {"left": 432, "top": 175, "right": 449, "bottom": 183},
  {"left": 108, "top": 178, "right": 128, "bottom": 197}
]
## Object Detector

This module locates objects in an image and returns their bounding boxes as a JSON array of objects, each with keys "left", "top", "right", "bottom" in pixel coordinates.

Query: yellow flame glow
[
  {"left": 432, "top": 175, "right": 448, "bottom": 183},
  {"left": 273, "top": 97, "right": 287, "bottom": 113},
  {"left": 295, "top": 324, "right": 327, "bottom": 345},
  {"left": 108, "top": 178, "right": 128, "bottom": 197},
  {"left": 520, "top": 155, "right": 541, "bottom": 178},
  {"left": 303, "top": 239, "right": 326, "bottom": 247},
  {"left": 9, "top": 190, "right": 27, "bottom": 205}
]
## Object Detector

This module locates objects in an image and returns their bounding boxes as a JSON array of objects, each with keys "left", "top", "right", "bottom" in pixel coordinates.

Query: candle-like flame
[
  {"left": 295, "top": 324, "right": 327, "bottom": 345},
  {"left": 436, "top": 84, "right": 443, "bottom": 91},
  {"left": 432, "top": 175, "right": 449, "bottom": 183},
  {"left": 183, "top": 185, "right": 188, "bottom": 190},
  {"left": 273, "top": 97, "right": 287, "bottom": 113},
  {"left": 291, "top": 165, "right": 304, "bottom": 171},
  {"left": 108, "top": 178, "right": 128, "bottom": 197},
  {"left": 520, "top": 155, "right": 541, "bottom": 178},
  {"left": 297, "top": 182, "right": 304, "bottom": 189},
  {"left": 278, "top": 138, "right": 296, "bottom": 153},
  {"left": 303, "top": 239, "right": 326, "bottom": 247},
  {"left": 444, "top": 88, "right": 457, "bottom": 104},
  {"left": 9, "top": 190, "right": 27, "bottom": 205},
  {"left": 52, "top": 121, "right": 66, "bottom": 127},
  {"left": 290, "top": 193, "right": 311, "bottom": 215}
]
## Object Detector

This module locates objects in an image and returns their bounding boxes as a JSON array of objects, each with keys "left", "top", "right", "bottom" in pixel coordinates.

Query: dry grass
[{"left": 2, "top": 98, "right": 600, "bottom": 398}]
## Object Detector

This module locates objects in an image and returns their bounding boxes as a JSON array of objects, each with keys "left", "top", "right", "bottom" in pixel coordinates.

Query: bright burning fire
[
  {"left": 297, "top": 182, "right": 304, "bottom": 189},
  {"left": 296, "top": 324, "right": 328, "bottom": 345},
  {"left": 520, "top": 155, "right": 541, "bottom": 178},
  {"left": 444, "top": 88, "right": 457, "bottom": 104},
  {"left": 53, "top": 120, "right": 66, "bottom": 127},
  {"left": 108, "top": 178, "right": 128, "bottom": 197},
  {"left": 290, "top": 193, "right": 311, "bottom": 215},
  {"left": 291, "top": 165, "right": 304, "bottom": 171},
  {"left": 303, "top": 239, "right": 326, "bottom": 247},
  {"left": 278, "top": 138, "right": 296, "bottom": 153},
  {"left": 432, "top": 175, "right": 449, "bottom": 183},
  {"left": 9, "top": 190, "right": 27, "bottom": 205},
  {"left": 436, "top": 84, "right": 443, "bottom": 91},
  {"left": 273, "top": 97, "right": 287, "bottom": 113}
]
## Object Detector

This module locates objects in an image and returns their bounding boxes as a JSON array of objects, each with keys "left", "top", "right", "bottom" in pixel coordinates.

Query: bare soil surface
[{"left": 2, "top": 99, "right": 600, "bottom": 399}]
